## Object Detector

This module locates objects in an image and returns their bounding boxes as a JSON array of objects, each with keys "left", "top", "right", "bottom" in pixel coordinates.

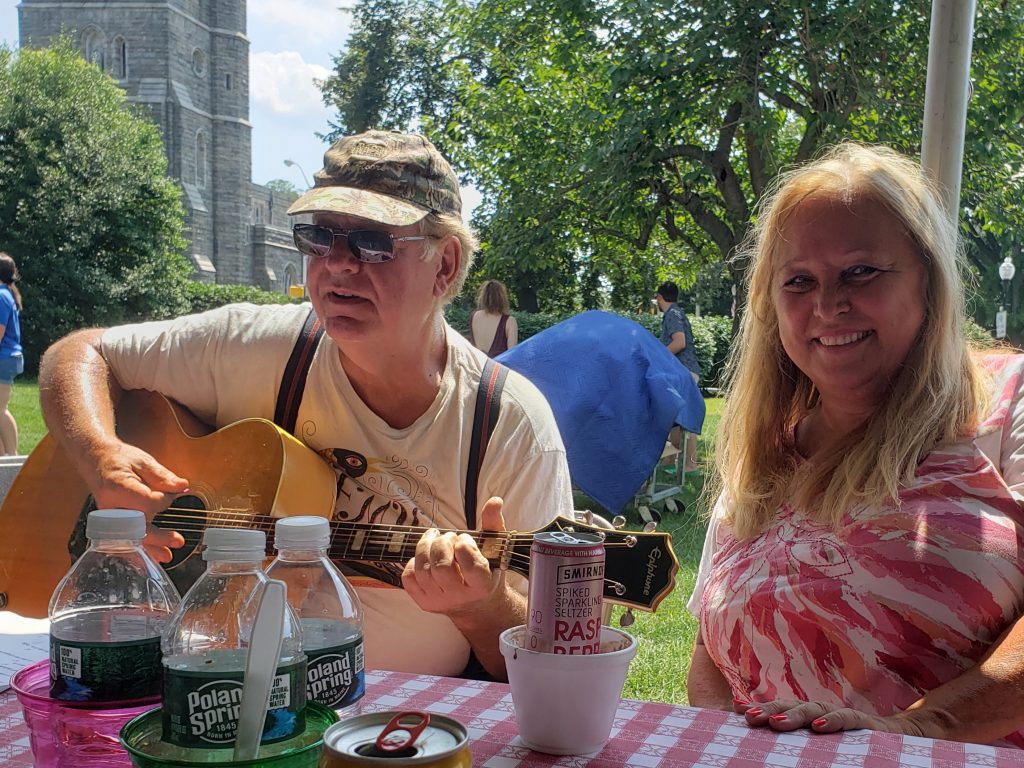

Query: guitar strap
[
  {"left": 274, "top": 308, "right": 508, "bottom": 528},
  {"left": 275, "top": 323, "right": 507, "bottom": 682},
  {"left": 274, "top": 308, "right": 324, "bottom": 435},
  {"left": 465, "top": 357, "right": 508, "bottom": 529}
]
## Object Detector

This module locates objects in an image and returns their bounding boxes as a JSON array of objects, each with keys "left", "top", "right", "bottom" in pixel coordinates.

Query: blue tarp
[{"left": 498, "top": 310, "right": 705, "bottom": 513}]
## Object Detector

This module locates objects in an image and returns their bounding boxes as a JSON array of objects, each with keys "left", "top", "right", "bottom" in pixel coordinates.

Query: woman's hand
[{"left": 734, "top": 699, "right": 928, "bottom": 737}]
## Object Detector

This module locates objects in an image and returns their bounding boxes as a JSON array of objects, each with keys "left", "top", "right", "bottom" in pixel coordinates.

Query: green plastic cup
[{"left": 119, "top": 703, "right": 338, "bottom": 767}]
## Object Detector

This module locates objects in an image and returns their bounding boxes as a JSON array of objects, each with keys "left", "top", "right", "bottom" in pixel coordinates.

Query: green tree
[
  {"left": 0, "top": 42, "right": 191, "bottom": 370},
  {"left": 323, "top": 0, "right": 1024, "bottom": 320},
  {"left": 264, "top": 178, "right": 300, "bottom": 195},
  {"left": 319, "top": 0, "right": 453, "bottom": 140}
]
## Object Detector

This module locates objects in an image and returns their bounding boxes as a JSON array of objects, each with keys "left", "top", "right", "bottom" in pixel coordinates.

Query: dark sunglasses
[{"left": 292, "top": 223, "right": 431, "bottom": 263}]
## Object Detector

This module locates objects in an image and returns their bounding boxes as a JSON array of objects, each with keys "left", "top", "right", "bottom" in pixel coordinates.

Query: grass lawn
[
  {"left": 9, "top": 379, "right": 719, "bottom": 705},
  {"left": 576, "top": 398, "right": 723, "bottom": 705},
  {"left": 11, "top": 377, "right": 47, "bottom": 456}
]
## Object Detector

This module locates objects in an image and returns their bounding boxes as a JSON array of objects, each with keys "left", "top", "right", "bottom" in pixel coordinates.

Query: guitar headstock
[{"left": 528, "top": 514, "right": 678, "bottom": 613}]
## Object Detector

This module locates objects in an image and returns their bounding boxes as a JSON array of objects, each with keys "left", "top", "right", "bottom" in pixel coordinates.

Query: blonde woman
[
  {"left": 687, "top": 143, "right": 1024, "bottom": 746},
  {"left": 469, "top": 279, "right": 518, "bottom": 357},
  {"left": 0, "top": 253, "right": 23, "bottom": 455}
]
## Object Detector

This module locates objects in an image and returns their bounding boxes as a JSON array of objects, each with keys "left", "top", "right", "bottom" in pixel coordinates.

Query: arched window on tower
[
  {"left": 112, "top": 37, "right": 128, "bottom": 80},
  {"left": 195, "top": 131, "right": 207, "bottom": 188},
  {"left": 285, "top": 264, "right": 300, "bottom": 296},
  {"left": 82, "top": 28, "right": 106, "bottom": 70}
]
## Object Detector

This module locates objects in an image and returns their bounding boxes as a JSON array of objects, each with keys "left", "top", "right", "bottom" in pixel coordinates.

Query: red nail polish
[
  {"left": 733, "top": 698, "right": 749, "bottom": 706},
  {"left": 770, "top": 714, "right": 787, "bottom": 722},
  {"left": 812, "top": 718, "right": 828, "bottom": 728},
  {"left": 746, "top": 707, "right": 763, "bottom": 716}
]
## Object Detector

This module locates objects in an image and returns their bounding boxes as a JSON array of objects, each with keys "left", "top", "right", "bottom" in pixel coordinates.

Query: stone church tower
[{"left": 18, "top": 0, "right": 304, "bottom": 292}]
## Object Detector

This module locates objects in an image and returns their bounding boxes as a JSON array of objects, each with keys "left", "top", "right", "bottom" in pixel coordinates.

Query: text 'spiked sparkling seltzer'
[{"left": 526, "top": 531, "right": 605, "bottom": 654}]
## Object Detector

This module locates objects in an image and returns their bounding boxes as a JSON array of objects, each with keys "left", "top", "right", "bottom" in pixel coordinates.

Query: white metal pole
[{"left": 920, "top": 0, "right": 977, "bottom": 226}]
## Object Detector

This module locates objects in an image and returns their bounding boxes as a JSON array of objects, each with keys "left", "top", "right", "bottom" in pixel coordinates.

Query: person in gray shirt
[{"left": 655, "top": 281, "right": 700, "bottom": 471}]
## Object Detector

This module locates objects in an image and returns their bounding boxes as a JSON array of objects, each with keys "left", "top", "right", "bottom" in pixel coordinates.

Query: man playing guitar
[{"left": 38, "top": 130, "right": 575, "bottom": 682}]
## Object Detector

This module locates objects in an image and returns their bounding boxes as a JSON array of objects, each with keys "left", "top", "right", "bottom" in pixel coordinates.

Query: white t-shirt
[{"left": 101, "top": 302, "right": 574, "bottom": 676}]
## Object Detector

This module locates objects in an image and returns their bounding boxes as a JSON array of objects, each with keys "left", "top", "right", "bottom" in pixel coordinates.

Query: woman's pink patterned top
[{"left": 689, "top": 354, "right": 1024, "bottom": 745}]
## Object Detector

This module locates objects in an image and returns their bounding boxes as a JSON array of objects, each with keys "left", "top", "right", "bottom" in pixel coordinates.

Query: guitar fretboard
[{"left": 245, "top": 514, "right": 526, "bottom": 577}]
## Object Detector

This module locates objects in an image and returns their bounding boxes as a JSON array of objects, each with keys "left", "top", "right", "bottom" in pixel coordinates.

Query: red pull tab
[{"left": 375, "top": 711, "right": 431, "bottom": 753}]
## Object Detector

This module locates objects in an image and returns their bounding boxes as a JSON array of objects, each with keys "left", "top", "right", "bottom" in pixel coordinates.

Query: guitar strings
[
  {"left": 148, "top": 508, "right": 658, "bottom": 595},
  {"left": 150, "top": 506, "right": 639, "bottom": 549}
]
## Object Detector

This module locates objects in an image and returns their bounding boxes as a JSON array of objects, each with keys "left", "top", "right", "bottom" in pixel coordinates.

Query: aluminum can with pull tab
[{"left": 318, "top": 710, "right": 470, "bottom": 767}]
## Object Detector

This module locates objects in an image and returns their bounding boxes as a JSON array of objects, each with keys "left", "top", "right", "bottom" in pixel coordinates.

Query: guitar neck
[
  {"left": 205, "top": 512, "right": 677, "bottom": 612},
  {"left": 251, "top": 515, "right": 529, "bottom": 579}
]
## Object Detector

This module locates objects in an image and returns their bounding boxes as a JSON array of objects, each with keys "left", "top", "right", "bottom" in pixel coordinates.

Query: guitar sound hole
[{"left": 153, "top": 496, "right": 209, "bottom": 594}]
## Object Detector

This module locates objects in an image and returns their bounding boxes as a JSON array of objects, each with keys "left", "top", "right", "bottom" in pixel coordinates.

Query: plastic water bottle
[
  {"left": 49, "top": 508, "right": 180, "bottom": 702},
  {"left": 160, "top": 528, "right": 307, "bottom": 753},
  {"left": 265, "top": 516, "right": 364, "bottom": 718}
]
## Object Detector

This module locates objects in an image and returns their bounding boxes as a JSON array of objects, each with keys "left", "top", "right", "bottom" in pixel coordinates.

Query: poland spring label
[
  {"left": 306, "top": 636, "right": 365, "bottom": 709},
  {"left": 161, "top": 660, "right": 307, "bottom": 748},
  {"left": 49, "top": 635, "right": 162, "bottom": 702}
]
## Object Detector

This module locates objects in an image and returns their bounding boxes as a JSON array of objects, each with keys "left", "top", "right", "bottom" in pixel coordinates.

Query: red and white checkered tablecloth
[{"left": 2, "top": 669, "right": 1023, "bottom": 767}]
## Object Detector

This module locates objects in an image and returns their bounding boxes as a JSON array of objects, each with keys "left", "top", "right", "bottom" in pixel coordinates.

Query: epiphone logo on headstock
[{"left": 643, "top": 548, "right": 663, "bottom": 597}]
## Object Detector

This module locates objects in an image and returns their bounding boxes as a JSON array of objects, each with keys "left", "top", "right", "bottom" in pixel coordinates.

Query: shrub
[
  {"left": 445, "top": 306, "right": 561, "bottom": 343},
  {"left": 183, "top": 282, "right": 300, "bottom": 315},
  {"left": 448, "top": 304, "right": 733, "bottom": 389}
]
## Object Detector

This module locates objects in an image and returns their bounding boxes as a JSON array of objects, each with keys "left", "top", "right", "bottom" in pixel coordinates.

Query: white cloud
[
  {"left": 250, "top": 51, "right": 330, "bottom": 118},
  {"left": 249, "top": 0, "right": 351, "bottom": 50}
]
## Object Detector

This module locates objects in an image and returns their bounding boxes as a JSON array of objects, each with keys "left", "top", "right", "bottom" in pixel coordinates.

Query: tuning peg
[
  {"left": 619, "top": 609, "right": 635, "bottom": 628},
  {"left": 611, "top": 515, "right": 626, "bottom": 530},
  {"left": 643, "top": 521, "right": 658, "bottom": 533}
]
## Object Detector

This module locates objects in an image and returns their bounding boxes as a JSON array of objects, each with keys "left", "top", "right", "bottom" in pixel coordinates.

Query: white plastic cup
[{"left": 499, "top": 624, "right": 637, "bottom": 755}]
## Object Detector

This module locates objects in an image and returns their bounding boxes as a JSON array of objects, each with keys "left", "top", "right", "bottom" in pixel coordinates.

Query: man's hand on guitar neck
[
  {"left": 402, "top": 496, "right": 525, "bottom": 680},
  {"left": 90, "top": 440, "right": 190, "bottom": 563}
]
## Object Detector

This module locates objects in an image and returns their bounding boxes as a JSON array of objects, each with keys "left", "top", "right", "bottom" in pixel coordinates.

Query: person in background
[
  {"left": 687, "top": 142, "right": 1024, "bottom": 747},
  {"left": 39, "top": 130, "right": 574, "bottom": 681},
  {"left": 0, "top": 253, "right": 23, "bottom": 455},
  {"left": 469, "top": 279, "right": 518, "bottom": 357},
  {"left": 655, "top": 280, "right": 701, "bottom": 472}
]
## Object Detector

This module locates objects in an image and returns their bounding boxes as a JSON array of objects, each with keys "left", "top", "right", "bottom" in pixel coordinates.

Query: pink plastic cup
[{"left": 11, "top": 659, "right": 160, "bottom": 768}]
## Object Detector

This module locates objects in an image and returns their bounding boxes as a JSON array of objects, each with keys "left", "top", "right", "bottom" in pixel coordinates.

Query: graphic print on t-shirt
[{"left": 317, "top": 447, "right": 441, "bottom": 587}]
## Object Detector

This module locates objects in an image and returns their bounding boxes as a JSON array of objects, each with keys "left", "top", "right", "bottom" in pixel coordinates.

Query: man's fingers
[
  {"left": 477, "top": 496, "right": 506, "bottom": 532},
  {"left": 138, "top": 461, "right": 189, "bottom": 494},
  {"left": 453, "top": 533, "right": 493, "bottom": 591},
  {"left": 143, "top": 541, "right": 173, "bottom": 564},
  {"left": 144, "top": 525, "right": 184, "bottom": 556}
]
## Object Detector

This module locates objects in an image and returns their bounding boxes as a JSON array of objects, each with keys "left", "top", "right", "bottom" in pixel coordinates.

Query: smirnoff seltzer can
[
  {"left": 319, "top": 712, "right": 471, "bottom": 768},
  {"left": 526, "top": 531, "right": 605, "bottom": 654}
]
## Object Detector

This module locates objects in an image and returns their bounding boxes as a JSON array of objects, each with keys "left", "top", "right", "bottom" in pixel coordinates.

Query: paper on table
[{"left": 0, "top": 611, "right": 50, "bottom": 691}]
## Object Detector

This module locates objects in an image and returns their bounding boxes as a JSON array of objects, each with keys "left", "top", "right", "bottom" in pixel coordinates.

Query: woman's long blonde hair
[{"left": 714, "top": 143, "right": 984, "bottom": 539}]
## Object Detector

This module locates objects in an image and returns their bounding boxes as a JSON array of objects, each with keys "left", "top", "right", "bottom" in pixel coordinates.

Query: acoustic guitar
[{"left": 0, "top": 390, "right": 678, "bottom": 618}]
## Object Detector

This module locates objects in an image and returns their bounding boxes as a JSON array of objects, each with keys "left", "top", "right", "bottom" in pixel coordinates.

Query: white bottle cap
[
  {"left": 274, "top": 516, "right": 330, "bottom": 550},
  {"left": 202, "top": 528, "right": 267, "bottom": 561},
  {"left": 86, "top": 509, "right": 147, "bottom": 540}
]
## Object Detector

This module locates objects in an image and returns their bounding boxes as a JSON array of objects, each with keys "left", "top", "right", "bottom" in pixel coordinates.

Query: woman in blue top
[{"left": 0, "top": 253, "right": 24, "bottom": 455}]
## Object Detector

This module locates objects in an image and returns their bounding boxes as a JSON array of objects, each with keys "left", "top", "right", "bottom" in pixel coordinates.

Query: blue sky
[{"left": 0, "top": 1, "right": 480, "bottom": 216}]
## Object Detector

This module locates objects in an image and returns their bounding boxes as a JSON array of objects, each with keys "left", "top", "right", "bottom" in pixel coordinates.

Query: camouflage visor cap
[{"left": 287, "top": 130, "right": 462, "bottom": 226}]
